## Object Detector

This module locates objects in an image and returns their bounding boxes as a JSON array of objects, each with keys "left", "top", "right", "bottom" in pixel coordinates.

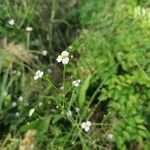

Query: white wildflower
[
  {"left": 12, "top": 102, "right": 17, "bottom": 107},
  {"left": 29, "top": 108, "right": 35, "bottom": 117},
  {"left": 25, "top": 26, "right": 33, "bottom": 32},
  {"left": 81, "top": 121, "right": 91, "bottom": 132},
  {"left": 38, "top": 102, "right": 43, "bottom": 106},
  {"left": 18, "top": 96, "right": 23, "bottom": 102},
  {"left": 8, "top": 19, "right": 15, "bottom": 26},
  {"left": 107, "top": 133, "right": 113, "bottom": 141},
  {"left": 34, "top": 70, "right": 44, "bottom": 80},
  {"left": 15, "top": 112, "right": 20, "bottom": 117},
  {"left": 17, "top": 71, "right": 21, "bottom": 76},
  {"left": 66, "top": 110, "right": 72, "bottom": 117},
  {"left": 68, "top": 45, "right": 73, "bottom": 49},
  {"left": 75, "top": 107, "right": 80, "bottom": 113},
  {"left": 60, "top": 86, "right": 64, "bottom": 90},
  {"left": 56, "top": 51, "right": 69, "bottom": 65},
  {"left": 72, "top": 79, "right": 80, "bottom": 87},
  {"left": 42, "top": 50, "right": 48, "bottom": 56}
]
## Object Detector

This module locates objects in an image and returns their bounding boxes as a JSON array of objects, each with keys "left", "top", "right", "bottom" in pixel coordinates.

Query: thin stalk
[
  {"left": 62, "top": 65, "right": 66, "bottom": 108},
  {"left": 26, "top": 32, "right": 30, "bottom": 50}
]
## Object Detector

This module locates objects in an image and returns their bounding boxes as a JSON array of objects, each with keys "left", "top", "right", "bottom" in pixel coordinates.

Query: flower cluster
[
  {"left": 25, "top": 26, "right": 33, "bottom": 32},
  {"left": 8, "top": 19, "right": 15, "bottom": 26},
  {"left": 72, "top": 79, "right": 81, "bottom": 87},
  {"left": 42, "top": 50, "right": 48, "bottom": 56},
  {"left": 56, "top": 51, "right": 69, "bottom": 65},
  {"left": 29, "top": 108, "right": 35, "bottom": 117},
  {"left": 34, "top": 70, "right": 44, "bottom": 80},
  {"left": 81, "top": 121, "right": 91, "bottom": 132}
]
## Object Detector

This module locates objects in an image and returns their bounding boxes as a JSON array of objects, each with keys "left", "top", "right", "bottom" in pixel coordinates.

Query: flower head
[
  {"left": 25, "top": 26, "right": 33, "bottom": 32},
  {"left": 38, "top": 102, "right": 43, "bottom": 106},
  {"left": 72, "top": 79, "right": 80, "bottom": 87},
  {"left": 8, "top": 19, "right": 15, "bottom": 26},
  {"left": 34, "top": 70, "right": 44, "bottom": 80},
  {"left": 107, "top": 133, "right": 113, "bottom": 141},
  {"left": 42, "top": 50, "right": 48, "bottom": 56},
  {"left": 75, "top": 107, "right": 80, "bottom": 113},
  {"left": 29, "top": 108, "right": 35, "bottom": 117},
  {"left": 56, "top": 51, "right": 69, "bottom": 65},
  {"left": 12, "top": 102, "right": 17, "bottom": 107},
  {"left": 15, "top": 112, "right": 20, "bottom": 117},
  {"left": 18, "top": 96, "right": 23, "bottom": 102},
  {"left": 81, "top": 121, "right": 91, "bottom": 132},
  {"left": 66, "top": 110, "right": 72, "bottom": 117}
]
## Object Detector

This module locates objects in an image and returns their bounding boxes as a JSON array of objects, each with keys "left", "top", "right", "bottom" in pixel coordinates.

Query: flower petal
[
  {"left": 36, "top": 70, "right": 41, "bottom": 76},
  {"left": 39, "top": 71, "right": 44, "bottom": 78},
  {"left": 8, "top": 19, "right": 15, "bottom": 25},
  {"left": 81, "top": 122, "right": 86, "bottom": 129},
  {"left": 29, "top": 108, "right": 35, "bottom": 117},
  {"left": 86, "top": 121, "right": 91, "bottom": 127},
  {"left": 56, "top": 55, "right": 62, "bottom": 62},
  {"left": 34, "top": 75, "right": 39, "bottom": 80},
  {"left": 84, "top": 126, "right": 90, "bottom": 132},
  {"left": 61, "top": 51, "right": 69, "bottom": 57},
  {"left": 62, "top": 57, "right": 69, "bottom": 65}
]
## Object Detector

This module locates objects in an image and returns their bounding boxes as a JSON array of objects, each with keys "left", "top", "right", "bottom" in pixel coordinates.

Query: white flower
[
  {"left": 81, "top": 121, "right": 91, "bottom": 132},
  {"left": 8, "top": 19, "right": 15, "bottom": 26},
  {"left": 18, "top": 96, "right": 23, "bottom": 102},
  {"left": 72, "top": 79, "right": 80, "bottom": 87},
  {"left": 60, "top": 86, "right": 64, "bottom": 90},
  {"left": 56, "top": 51, "right": 69, "bottom": 65},
  {"left": 12, "top": 102, "right": 17, "bottom": 107},
  {"left": 42, "top": 50, "right": 48, "bottom": 56},
  {"left": 15, "top": 112, "right": 20, "bottom": 117},
  {"left": 29, "top": 108, "right": 35, "bottom": 117},
  {"left": 107, "top": 133, "right": 113, "bottom": 141},
  {"left": 17, "top": 71, "right": 21, "bottom": 76},
  {"left": 75, "top": 107, "right": 80, "bottom": 113},
  {"left": 38, "top": 102, "right": 43, "bottom": 106},
  {"left": 25, "top": 26, "right": 33, "bottom": 32},
  {"left": 34, "top": 70, "right": 44, "bottom": 80},
  {"left": 66, "top": 110, "right": 72, "bottom": 117}
]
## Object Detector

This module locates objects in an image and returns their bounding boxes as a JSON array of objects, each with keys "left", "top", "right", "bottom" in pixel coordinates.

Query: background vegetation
[{"left": 0, "top": 0, "right": 150, "bottom": 149}]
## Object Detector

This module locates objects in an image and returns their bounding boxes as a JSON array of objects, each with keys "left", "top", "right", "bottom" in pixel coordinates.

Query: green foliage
[
  {"left": 20, "top": 115, "right": 51, "bottom": 138},
  {"left": 69, "top": 0, "right": 150, "bottom": 149},
  {"left": 0, "top": 0, "right": 150, "bottom": 149},
  {"left": 78, "top": 74, "right": 92, "bottom": 108}
]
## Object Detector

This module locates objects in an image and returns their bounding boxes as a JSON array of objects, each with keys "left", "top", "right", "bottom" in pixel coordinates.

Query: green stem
[
  {"left": 26, "top": 32, "right": 30, "bottom": 50},
  {"left": 62, "top": 65, "right": 66, "bottom": 108}
]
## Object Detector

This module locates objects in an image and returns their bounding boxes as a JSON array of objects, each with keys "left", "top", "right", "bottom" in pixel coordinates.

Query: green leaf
[
  {"left": 122, "top": 131, "right": 130, "bottom": 139},
  {"left": 138, "top": 130, "right": 148, "bottom": 138},
  {"left": 20, "top": 116, "right": 51, "bottom": 137},
  {"left": 134, "top": 116, "right": 144, "bottom": 124},
  {"left": 78, "top": 74, "right": 92, "bottom": 108}
]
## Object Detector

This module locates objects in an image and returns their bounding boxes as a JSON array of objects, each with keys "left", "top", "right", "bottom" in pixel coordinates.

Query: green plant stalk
[
  {"left": 62, "top": 65, "right": 66, "bottom": 108},
  {"left": 26, "top": 32, "right": 30, "bottom": 50}
]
